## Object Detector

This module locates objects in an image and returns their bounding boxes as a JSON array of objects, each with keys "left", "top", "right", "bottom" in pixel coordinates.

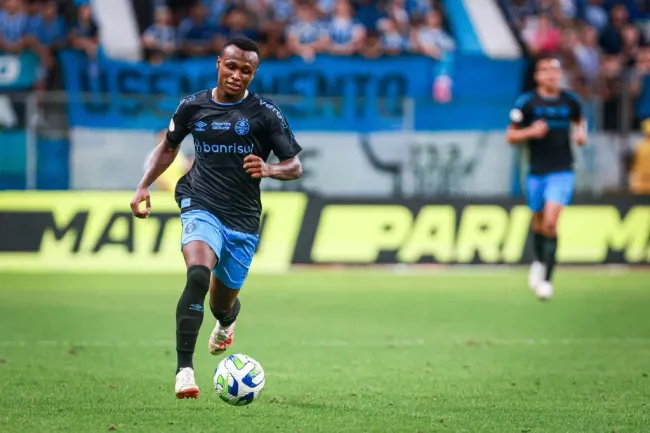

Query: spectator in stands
[
  {"left": 406, "top": 0, "right": 433, "bottom": 21},
  {"left": 142, "top": 6, "right": 177, "bottom": 64},
  {"left": 178, "top": 1, "right": 216, "bottom": 58},
  {"left": 597, "top": 54, "right": 626, "bottom": 131},
  {"left": 354, "top": 0, "right": 384, "bottom": 32},
  {"left": 317, "top": 0, "right": 336, "bottom": 17},
  {"left": 202, "top": 0, "right": 233, "bottom": 27},
  {"left": 573, "top": 24, "right": 601, "bottom": 88},
  {"left": 621, "top": 24, "right": 644, "bottom": 67},
  {"left": 27, "top": 0, "right": 66, "bottom": 90},
  {"left": 267, "top": 0, "right": 294, "bottom": 23},
  {"left": 629, "top": 118, "right": 650, "bottom": 194},
  {"left": 0, "top": 0, "right": 28, "bottom": 54},
  {"left": 584, "top": 0, "right": 609, "bottom": 32},
  {"left": 359, "top": 28, "right": 382, "bottom": 58},
  {"left": 506, "top": 0, "right": 538, "bottom": 30},
  {"left": 219, "top": 7, "right": 260, "bottom": 42},
  {"left": 521, "top": 13, "right": 562, "bottom": 56},
  {"left": 326, "top": 0, "right": 365, "bottom": 55},
  {"left": 379, "top": 16, "right": 407, "bottom": 55},
  {"left": 69, "top": 3, "right": 99, "bottom": 60},
  {"left": 382, "top": 0, "right": 409, "bottom": 35},
  {"left": 599, "top": 3, "right": 630, "bottom": 54},
  {"left": 410, "top": 9, "right": 454, "bottom": 60},
  {"left": 259, "top": 25, "right": 291, "bottom": 59},
  {"left": 28, "top": 0, "right": 66, "bottom": 52},
  {"left": 630, "top": 46, "right": 650, "bottom": 121},
  {"left": 286, "top": 1, "right": 328, "bottom": 62}
]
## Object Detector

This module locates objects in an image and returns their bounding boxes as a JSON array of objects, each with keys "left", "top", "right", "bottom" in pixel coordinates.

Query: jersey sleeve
[
  {"left": 566, "top": 91, "right": 584, "bottom": 122},
  {"left": 166, "top": 97, "right": 193, "bottom": 148},
  {"left": 509, "top": 93, "right": 533, "bottom": 128},
  {"left": 264, "top": 104, "right": 302, "bottom": 161}
]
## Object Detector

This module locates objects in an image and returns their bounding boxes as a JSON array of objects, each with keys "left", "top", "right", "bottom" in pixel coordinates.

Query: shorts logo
[
  {"left": 235, "top": 118, "right": 250, "bottom": 136},
  {"left": 195, "top": 121, "right": 207, "bottom": 132},
  {"left": 184, "top": 220, "right": 197, "bottom": 234},
  {"left": 180, "top": 198, "right": 191, "bottom": 208}
]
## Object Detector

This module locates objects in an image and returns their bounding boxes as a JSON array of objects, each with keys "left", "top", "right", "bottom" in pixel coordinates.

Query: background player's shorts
[
  {"left": 525, "top": 170, "right": 575, "bottom": 212},
  {"left": 180, "top": 209, "right": 259, "bottom": 289}
]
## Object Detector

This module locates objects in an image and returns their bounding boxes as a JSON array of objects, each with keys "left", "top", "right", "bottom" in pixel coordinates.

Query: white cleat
[
  {"left": 528, "top": 261, "right": 546, "bottom": 290},
  {"left": 535, "top": 281, "right": 554, "bottom": 301},
  {"left": 175, "top": 367, "right": 199, "bottom": 399},
  {"left": 208, "top": 320, "right": 236, "bottom": 355}
]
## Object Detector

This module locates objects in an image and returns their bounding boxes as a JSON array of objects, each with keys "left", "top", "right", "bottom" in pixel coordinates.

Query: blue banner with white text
[
  {"left": 59, "top": 50, "right": 524, "bottom": 131},
  {"left": 0, "top": 51, "right": 40, "bottom": 90}
]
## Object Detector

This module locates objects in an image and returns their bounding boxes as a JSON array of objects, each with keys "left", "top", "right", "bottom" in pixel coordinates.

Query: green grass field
[{"left": 0, "top": 268, "right": 649, "bottom": 433}]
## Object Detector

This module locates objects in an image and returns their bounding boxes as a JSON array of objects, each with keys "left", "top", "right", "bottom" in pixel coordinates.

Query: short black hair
[
  {"left": 222, "top": 36, "right": 260, "bottom": 57},
  {"left": 535, "top": 54, "right": 560, "bottom": 69}
]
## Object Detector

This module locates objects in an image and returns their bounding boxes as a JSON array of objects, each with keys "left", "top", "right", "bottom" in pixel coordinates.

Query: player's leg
[
  {"left": 537, "top": 171, "right": 576, "bottom": 299},
  {"left": 175, "top": 210, "right": 221, "bottom": 398},
  {"left": 526, "top": 174, "right": 547, "bottom": 289},
  {"left": 207, "top": 226, "right": 259, "bottom": 355},
  {"left": 208, "top": 276, "right": 241, "bottom": 355}
]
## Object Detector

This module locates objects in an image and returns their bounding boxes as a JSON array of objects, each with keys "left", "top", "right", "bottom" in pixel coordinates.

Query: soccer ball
[{"left": 213, "top": 354, "right": 265, "bottom": 406}]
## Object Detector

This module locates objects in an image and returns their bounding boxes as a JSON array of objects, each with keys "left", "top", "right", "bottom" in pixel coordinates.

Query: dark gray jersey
[
  {"left": 166, "top": 89, "right": 302, "bottom": 233},
  {"left": 510, "top": 89, "right": 583, "bottom": 175}
]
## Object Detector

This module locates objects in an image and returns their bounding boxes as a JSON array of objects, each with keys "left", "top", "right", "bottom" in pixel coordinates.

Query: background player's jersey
[
  {"left": 166, "top": 89, "right": 302, "bottom": 234},
  {"left": 509, "top": 90, "right": 582, "bottom": 175}
]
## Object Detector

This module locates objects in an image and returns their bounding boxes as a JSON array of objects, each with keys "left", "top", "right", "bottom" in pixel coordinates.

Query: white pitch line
[{"left": 0, "top": 338, "right": 649, "bottom": 348}]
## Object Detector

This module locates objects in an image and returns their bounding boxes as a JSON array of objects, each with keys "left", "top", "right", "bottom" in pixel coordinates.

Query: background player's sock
[
  {"left": 533, "top": 232, "right": 546, "bottom": 262},
  {"left": 176, "top": 265, "right": 210, "bottom": 373},
  {"left": 211, "top": 298, "right": 241, "bottom": 327},
  {"left": 543, "top": 236, "right": 558, "bottom": 281}
]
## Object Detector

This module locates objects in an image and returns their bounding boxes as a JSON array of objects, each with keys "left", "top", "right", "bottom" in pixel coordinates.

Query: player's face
[
  {"left": 217, "top": 46, "right": 259, "bottom": 99},
  {"left": 535, "top": 59, "right": 562, "bottom": 92}
]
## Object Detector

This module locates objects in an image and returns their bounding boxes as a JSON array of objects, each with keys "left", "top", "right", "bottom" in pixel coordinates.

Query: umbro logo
[{"left": 195, "top": 121, "right": 207, "bottom": 132}]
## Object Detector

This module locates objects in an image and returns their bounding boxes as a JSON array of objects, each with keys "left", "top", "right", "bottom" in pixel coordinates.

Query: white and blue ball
[{"left": 213, "top": 354, "right": 265, "bottom": 406}]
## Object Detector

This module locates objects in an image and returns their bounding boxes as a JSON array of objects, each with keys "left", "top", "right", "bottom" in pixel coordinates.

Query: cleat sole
[{"left": 176, "top": 387, "right": 199, "bottom": 399}]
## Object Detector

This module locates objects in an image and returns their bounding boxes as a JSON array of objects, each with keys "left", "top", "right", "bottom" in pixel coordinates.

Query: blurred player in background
[
  {"left": 129, "top": 36, "right": 303, "bottom": 399},
  {"left": 144, "top": 129, "right": 193, "bottom": 191},
  {"left": 506, "top": 55, "right": 587, "bottom": 300}
]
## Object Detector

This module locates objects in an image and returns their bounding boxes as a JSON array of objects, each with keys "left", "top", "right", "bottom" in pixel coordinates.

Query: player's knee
[
  {"left": 544, "top": 220, "right": 558, "bottom": 237},
  {"left": 186, "top": 265, "right": 211, "bottom": 295}
]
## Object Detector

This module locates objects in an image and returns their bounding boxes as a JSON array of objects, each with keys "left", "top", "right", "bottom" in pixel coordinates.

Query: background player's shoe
[
  {"left": 535, "top": 281, "right": 553, "bottom": 301},
  {"left": 528, "top": 261, "right": 546, "bottom": 290},
  {"left": 175, "top": 367, "right": 199, "bottom": 399},
  {"left": 209, "top": 320, "right": 236, "bottom": 355}
]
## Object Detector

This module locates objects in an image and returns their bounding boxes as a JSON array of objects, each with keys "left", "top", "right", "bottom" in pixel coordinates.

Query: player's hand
[
  {"left": 573, "top": 127, "right": 587, "bottom": 146},
  {"left": 130, "top": 187, "right": 151, "bottom": 219},
  {"left": 243, "top": 154, "right": 273, "bottom": 179},
  {"left": 528, "top": 120, "right": 549, "bottom": 139}
]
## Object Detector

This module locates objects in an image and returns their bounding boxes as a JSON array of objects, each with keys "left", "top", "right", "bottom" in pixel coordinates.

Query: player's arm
[
  {"left": 569, "top": 92, "right": 587, "bottom": 146},
  {"left": 244, "top": 105, "right": 303, "bottom": 181},
  {"left": 138, "top": 137, "right": 181, "bottom": 189},
  {"left": 130, "top": 98, "right": 191, "bottom": 218},
  {"left": 269, "top": 155, "right": 302, "bottom": 180},
  {"left": 506, "top": 97, "right": 547, "bottom": 144}
]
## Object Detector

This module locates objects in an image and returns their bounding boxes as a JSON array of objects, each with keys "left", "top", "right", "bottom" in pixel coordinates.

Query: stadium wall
[
  {"left": 0, "top": 191, "right": 648, "bottom": 273},
  {"left": 66, "top": 129, "right": 623, "bottom": 197}
]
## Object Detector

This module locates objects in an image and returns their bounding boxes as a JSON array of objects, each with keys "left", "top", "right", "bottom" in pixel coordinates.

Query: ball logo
[
  {"left": 184, "top": 220, "right": 197, "bottom": 234},
  {"left": 235, "top": 118, "right": 250, "bottom": 136},
  {"left": 510, "top": 109, "right": 523, "bottom": 123}
]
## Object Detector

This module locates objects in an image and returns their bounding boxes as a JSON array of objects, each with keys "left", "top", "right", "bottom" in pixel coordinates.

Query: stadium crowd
[
  {"left": 502, "top": 0, "right": 650, "bottom": 132},
  {"left": 139, "top": 0, "right": 455, "bottom": 63}
]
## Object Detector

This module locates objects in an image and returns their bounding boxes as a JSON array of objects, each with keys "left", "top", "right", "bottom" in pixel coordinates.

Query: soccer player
[
  {"left": 129, "top": 36, "right": 303, "bottom": 398},
  {"left": 506, "top": 55, "right": 587, "bottom": 300}
]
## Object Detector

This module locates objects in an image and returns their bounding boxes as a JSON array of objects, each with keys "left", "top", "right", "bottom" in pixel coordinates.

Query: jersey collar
[{"left": 210, "top": 88, "right": 249, "bottom": 106}]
